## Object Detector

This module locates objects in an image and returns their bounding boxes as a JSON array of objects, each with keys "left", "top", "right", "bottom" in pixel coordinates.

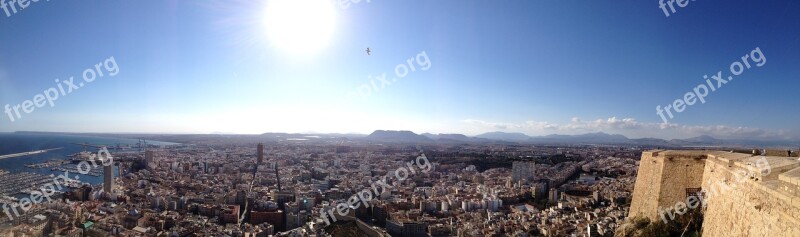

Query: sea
[{"left": 0, "top": 133, "right": 176, "bottom": 189}]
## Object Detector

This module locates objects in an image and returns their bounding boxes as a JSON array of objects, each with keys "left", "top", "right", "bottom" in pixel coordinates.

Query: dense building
[
  {"left": 250, "top": 209, "right": 284, "bottom": 231},
  {"left": 548, "top": 188, "right": 560, "bottom": 204},
  {"left": 511, "top": 161, "right": 536, "bottom": 184},
  {"left": 221, "top": 205, "right": 240, "bottom": 225},
  {"left": 385, "top": 220, "right": 427, "bottom": 237}
]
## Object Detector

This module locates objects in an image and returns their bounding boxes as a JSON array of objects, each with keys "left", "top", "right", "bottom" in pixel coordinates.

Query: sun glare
[{"left": 263, "top": 0, "right": 337, "bottom": 55}]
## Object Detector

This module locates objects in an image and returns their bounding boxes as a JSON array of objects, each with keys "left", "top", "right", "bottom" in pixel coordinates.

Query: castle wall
[
  {"left": 628, "top": 150, "right": 800, "bottom": 237},
  {"left": 628, "top": 151, "right": 707, "bottom": 221},
  {"left": 700, "top": 155, "right": 800, "bottom": 236},
  {"left": 627, "top": 151, "right": 665, "bottom": 221},
  {"left": 655, "top": 153, "right": 706, "bottom": 213}
]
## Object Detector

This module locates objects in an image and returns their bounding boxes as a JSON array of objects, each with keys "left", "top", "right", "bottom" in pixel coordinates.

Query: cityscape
[
  {"left": 0, "top": 132, "right": 654, "bottom": 236},
  {"left": 1, "top": 0, "right": 799, "bottom": 237}
]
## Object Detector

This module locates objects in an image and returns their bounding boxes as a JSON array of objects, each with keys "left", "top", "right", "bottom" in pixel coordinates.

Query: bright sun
[{"left": 263, "top": 0, "right": 337, "bottom": 55}]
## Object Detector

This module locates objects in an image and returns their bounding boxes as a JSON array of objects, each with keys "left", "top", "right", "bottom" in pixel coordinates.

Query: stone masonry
[{"left": 628, "top": 150, "right": 800, "bottom": 236}]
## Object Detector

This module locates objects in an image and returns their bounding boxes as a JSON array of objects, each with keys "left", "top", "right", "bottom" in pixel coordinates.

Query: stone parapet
[{"left": 629, "top": 150, "right": 800, "bottom": 236}]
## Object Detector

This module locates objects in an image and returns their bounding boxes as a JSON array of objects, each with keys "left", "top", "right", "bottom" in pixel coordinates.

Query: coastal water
[{"left": 0, "top": 133, "right": 175, "bottom": 188}]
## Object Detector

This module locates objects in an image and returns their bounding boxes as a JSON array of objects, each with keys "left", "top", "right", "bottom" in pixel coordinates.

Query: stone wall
[
  {"left": 628, "top": 150, "right": 708, "bottom": 221},
  {"left": 701, "top": 154, "right": 800, "bottom": 236},
  {"left": 628, "top": 150, "right": 800, "bottom": 237},
  {"left": 628, "top": 150, "right": 664, "bottom": 221},
  {"left": 654, "top": 151, "right": 707, "bottom": 216}
]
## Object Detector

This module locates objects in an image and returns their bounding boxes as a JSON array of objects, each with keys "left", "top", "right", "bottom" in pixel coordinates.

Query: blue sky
[{"left": 0, "top": 0, "right": 798, "bottom": 140}]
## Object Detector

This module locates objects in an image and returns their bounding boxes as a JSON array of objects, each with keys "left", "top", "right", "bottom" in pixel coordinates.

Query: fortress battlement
[{"left": 628, "top": 150, "right": 800, "bottom": 236}]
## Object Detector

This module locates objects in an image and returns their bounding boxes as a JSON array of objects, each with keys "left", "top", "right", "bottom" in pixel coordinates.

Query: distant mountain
[
  {"left": 665, "top": 135, "right": 799, "bottom": 148},
  {"left": 678, "top": 135, "right": 724, "bottom": 144},
  {"left": 476, "top": 132, "right": 532, "bottom": 141},
  {"left": 667, "top": 135, "right": 736, "bottom": 147},
  {"left": 364, "top": 130, "right": 433, "bottom": 143},
  {"left": 475, "top": 131, "right": 633, "bottom": 144},
  {"left": 530, "top": 132, "right": 630, "bottom": 144},
  {"left": 422, "top": 133, "right": 466, "bottom": 140},
  {"left": 422, "top": 133, "right": 492, "bottom": 143},
  {"left": 471, "top": 131, "right": 792, "bottom": 147},
  {"left": 629, "top": 138, "right": 671, "bottom": 146}
]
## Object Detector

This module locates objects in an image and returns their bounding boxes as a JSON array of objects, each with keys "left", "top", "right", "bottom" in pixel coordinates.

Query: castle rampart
[{"left": 628, "top": 150, "right": 800, "bottom": 236}]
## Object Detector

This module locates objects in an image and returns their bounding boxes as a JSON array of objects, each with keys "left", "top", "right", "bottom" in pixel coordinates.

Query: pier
[
  {"left": 25, "top": 159, "right": 71, "bottom": 169},
  {"left": 0, "top": 147, "right": 63, "bottom": 160}
]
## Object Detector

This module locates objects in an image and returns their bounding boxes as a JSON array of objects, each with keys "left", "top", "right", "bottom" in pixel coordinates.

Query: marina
[
  {"left": 51, "top": 165, "right": 103, "bottom": 177},
  {"left": 0, "top": 172, "right": 57, "bottom": 196}
]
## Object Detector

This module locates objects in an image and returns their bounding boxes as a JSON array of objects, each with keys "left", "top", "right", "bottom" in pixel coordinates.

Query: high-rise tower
[
  {"left": 275, "top": 163, "right": 282, "bottom": 191},
  {"left": 103, "top": 163, "right": 114, "bottom": 193},
  {"left": 257, "top": 143, "right": 264, "bottom": 164},
  {"left": 145, "top": 150, "right": 155, "bottom": 171}
]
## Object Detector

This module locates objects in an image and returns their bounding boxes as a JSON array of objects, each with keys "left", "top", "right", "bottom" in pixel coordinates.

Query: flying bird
[{"left": 366, "top": 47, "right": 372, "bottom": 55}]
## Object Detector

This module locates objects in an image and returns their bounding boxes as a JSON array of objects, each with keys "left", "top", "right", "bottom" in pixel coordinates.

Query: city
[{"left": 0, "top": 132, "right": 649, "bottom": 236}]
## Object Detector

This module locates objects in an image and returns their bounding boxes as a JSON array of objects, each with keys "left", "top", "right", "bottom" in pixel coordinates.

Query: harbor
[{"left": 0, "top": 134, "right": 171, "bottom": 206}]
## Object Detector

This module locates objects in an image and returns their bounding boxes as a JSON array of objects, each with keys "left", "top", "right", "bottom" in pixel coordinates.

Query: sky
[{"left": 0, "top": 0, "right": 798, "bottom": 140}]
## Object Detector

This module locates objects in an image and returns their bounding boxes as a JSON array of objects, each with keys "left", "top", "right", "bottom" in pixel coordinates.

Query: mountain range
[{"left": 363, "top": 130, "right": 799, "bottom": 148}]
